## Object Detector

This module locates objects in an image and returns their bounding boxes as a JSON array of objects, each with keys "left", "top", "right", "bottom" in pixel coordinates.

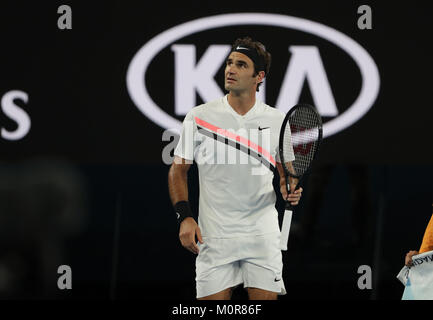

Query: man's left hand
[{"left": 281, "top": 185, "right": 303, "bottom": 206}]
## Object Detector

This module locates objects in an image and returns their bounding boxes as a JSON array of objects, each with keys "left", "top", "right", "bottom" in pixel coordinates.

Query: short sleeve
[
  {"left": 174, "top": 110, "right": 199, "bottom": 161},
  {"left": 419, "top": 214, "right": 433, "bottom": 254}
]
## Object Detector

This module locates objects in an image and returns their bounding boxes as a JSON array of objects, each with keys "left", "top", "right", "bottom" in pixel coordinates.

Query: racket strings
[{"left": 283, "top": 106, "right": 321, "bottom": 177}]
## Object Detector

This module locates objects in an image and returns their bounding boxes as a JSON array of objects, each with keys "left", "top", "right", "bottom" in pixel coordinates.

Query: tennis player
[{"left": 168, "top": 37, "right": 302, "bottom": 300}]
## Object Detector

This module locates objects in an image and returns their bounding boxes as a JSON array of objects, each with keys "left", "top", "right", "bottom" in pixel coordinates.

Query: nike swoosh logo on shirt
[{"left": 258, "top": 126, "right": 270, "bottom": 131}]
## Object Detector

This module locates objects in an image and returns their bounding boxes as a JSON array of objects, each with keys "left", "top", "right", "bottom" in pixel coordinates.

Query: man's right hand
[{"left": 179, "top": 217, "right": 203, "bottom": 254}]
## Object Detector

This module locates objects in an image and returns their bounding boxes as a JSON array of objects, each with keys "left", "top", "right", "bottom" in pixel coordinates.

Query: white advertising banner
[{"left": 397, "top": 250, "right": 433, "bottom": 300}]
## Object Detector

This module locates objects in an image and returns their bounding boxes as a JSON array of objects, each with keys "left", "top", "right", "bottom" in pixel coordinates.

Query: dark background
[{"left": 0, "top": 0, "right": 431, "bottom": 301}]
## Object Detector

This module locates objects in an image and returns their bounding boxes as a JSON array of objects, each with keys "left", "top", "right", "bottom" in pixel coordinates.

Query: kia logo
[{"left": 126, "top": 13, "right": 380, "bottom": 138}]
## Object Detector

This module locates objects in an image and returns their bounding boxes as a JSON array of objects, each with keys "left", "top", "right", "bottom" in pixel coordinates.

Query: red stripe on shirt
[{"left": 194, "top": 116, "right": 276, "bottom": 166}]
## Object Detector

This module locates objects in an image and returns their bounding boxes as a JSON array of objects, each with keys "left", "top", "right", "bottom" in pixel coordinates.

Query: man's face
[{"left": 224, "top": 52, "right": 262, "bottom": 93}]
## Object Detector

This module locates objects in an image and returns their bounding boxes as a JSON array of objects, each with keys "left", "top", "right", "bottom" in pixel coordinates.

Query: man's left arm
[{"left": 276, "top": 162, "right": 302, "bottom": 206}]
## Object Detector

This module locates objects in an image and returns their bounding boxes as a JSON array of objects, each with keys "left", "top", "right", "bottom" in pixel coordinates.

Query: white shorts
[{"left": 195, "top": 232, "right": 286, "bottom": 299}]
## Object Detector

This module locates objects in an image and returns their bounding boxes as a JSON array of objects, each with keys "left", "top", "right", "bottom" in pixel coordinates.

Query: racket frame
[
  {"left": 279, "top": 103, "right": 323, "bottom": 205},
  {"left": 278, "top": 104, "right": 323, "bottom": 249}
]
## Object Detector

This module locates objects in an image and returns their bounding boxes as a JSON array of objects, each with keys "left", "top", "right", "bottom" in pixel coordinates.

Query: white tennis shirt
[{"left": 174, "top": 95, "right": 295, "bottom": 238}]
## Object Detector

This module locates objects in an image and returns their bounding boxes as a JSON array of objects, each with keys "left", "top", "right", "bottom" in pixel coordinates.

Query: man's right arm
[
  {"left": 168, "top": 156, "right": 203, "bottom": 254},
  {"left": 168, "top": 156, "right": 191, "bottom": 205}
]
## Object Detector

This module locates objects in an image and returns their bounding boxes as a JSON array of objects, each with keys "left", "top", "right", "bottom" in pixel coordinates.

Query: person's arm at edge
[{"left": 404, "top": 212, "right": 433, "bottom": 266}]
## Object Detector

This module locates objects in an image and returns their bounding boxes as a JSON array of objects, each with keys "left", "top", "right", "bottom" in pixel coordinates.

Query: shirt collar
[{"left": 223, "top": 94, "right": 262, "bottom": 119}]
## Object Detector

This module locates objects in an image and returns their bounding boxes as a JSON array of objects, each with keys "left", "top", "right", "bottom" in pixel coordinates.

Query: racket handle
[{"left": 280, "top": 208, "right": 293, "bottom": 251}]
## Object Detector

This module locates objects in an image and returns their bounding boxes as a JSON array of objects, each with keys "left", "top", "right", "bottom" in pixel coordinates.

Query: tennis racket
[{"left": 279, "top": 103, "right": 322, "bottom": 250}]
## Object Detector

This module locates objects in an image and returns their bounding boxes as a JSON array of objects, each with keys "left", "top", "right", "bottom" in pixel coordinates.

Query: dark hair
[{"left": 231, "top": 37, "right": 271, "bottom": 91}]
